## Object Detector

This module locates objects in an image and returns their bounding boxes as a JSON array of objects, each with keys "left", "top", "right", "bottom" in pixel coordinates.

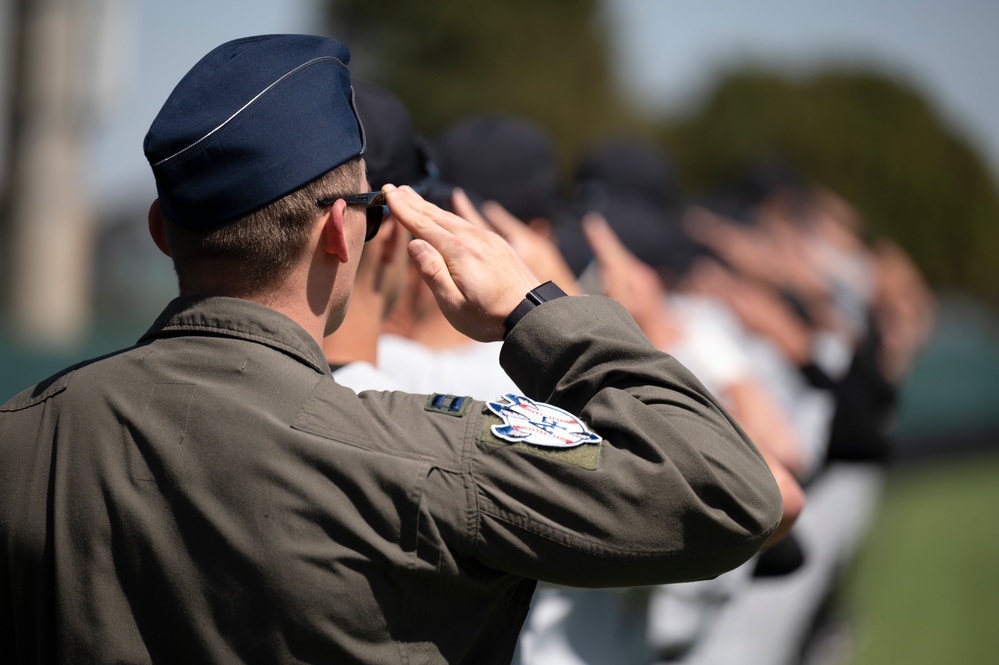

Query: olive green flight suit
[{"left": 1, "top": 294, "right": 780, "bottom": 664}]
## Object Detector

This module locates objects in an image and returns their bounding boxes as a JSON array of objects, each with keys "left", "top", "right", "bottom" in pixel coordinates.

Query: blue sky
[
  {"left": 605, "top": 0, "right": 999, "bottom": 167},
  {"left": 71, "top": 0, "right": 999, "bottom": 209}
]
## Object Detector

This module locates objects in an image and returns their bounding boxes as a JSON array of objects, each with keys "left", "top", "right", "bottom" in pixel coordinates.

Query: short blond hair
[{"left": 165, "top": 157, "right": 364, "bottom": 296}]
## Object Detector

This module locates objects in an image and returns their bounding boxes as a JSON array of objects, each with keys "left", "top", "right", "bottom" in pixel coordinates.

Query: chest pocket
[
  {"left": 299, "top": 382, "right": 476, "bottom": 556},
  {"left": 126, "top": 382, "right": 198, "bottom": 486}
]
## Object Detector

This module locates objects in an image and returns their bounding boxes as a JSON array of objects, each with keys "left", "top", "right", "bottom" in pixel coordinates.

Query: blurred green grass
[{"left": 844, "top": 453, "right": 999, "bottom": 664}]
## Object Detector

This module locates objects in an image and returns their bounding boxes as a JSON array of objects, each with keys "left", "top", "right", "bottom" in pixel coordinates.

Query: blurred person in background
[
  {"left": 670, "top": 165, "right": 934, "bottom": 665},
  {"left": 377, "top": 113, "right": 582, "bottom": 398},
  {"left": 576, "top": 142, "right": 811, "bottom": 482},
  {"left": 322, "top": 80, "right": 426, "bottom": 391},
  {"left": 684, "top": 169, "right": 935, "bottom": 467},
  {"left": 516, "top": 139, "right": 807, "bottom": 665}
]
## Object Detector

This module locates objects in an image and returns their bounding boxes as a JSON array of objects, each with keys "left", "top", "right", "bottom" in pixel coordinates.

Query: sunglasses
[
  {"left": 316, "top": 161, "right": 440, "bottom": 243},
  {"left": 316, "top": 191, "right": 387, "bottom": 242}
]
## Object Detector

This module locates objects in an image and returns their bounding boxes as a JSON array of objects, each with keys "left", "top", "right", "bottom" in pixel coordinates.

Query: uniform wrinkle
[{"left": 477, "top": 500, "right": 767, "bottom": 562}]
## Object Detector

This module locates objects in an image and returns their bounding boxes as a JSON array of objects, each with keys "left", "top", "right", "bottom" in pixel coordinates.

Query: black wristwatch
[{"left": 503, "top": 281, "right": 568, "bottom": 338}]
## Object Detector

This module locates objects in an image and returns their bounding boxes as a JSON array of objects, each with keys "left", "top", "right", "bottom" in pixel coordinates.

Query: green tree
[
  {"left": 326, "top": 0, "right": 644, "bottom": 176},
  {"left": 661, "top": 69, "right": 999, "bottom": 303}
]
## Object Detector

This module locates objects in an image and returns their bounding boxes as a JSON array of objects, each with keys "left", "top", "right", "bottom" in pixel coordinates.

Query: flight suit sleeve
[{"left": 467, "top": 295, "right": 782, "bottom": 588}]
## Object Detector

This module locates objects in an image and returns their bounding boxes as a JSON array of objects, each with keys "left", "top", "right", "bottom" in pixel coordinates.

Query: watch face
[{"left": 528, "top": 281, "right": 566, "bottom": 304}]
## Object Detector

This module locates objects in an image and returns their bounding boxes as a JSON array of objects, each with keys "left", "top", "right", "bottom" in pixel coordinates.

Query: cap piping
[{"left": 153, "top": 56, "right": 350, "bottom": 167}]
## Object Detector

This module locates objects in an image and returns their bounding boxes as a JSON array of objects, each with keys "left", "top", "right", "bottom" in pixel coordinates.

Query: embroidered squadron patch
[{"left": 486, "top": 393, "right": 602, "bottom": 448}]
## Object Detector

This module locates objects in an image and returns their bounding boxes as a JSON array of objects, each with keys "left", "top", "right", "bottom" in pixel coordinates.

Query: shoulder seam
[{"left": 1, "top": 366, "right": 77, "bottom": 412}]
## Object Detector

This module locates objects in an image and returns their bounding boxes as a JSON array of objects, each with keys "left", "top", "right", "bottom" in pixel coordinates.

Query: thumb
[{"left": 408, "top": 238, "right": 459, "bottom": 303}]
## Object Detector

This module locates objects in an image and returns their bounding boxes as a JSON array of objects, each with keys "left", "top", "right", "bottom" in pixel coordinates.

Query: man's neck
[{"left": 323, "top": 293, "right": 382, "bottom": 366}]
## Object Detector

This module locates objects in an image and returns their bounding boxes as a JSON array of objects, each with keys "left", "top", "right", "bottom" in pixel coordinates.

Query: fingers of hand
[
  {"left": 582, "top": 213, "right": 632, "bottom": 266},
  {"left": 385, "top": 185, "right": 469, "bottom": 243},
  {"left": 384, "top": 185, "right": 434, "bottom": 239},
  {"left": 683, "top": 207, "right": 718, "bottom": 242},
  {"left": 451, "top": 188, "right": 491, "bottom": 231},
  {"left": 685, "top": 209, "right": 747, "bottom": 256},
  {"left": 482, "top": 201, "right": 524, "bottom": 239}
]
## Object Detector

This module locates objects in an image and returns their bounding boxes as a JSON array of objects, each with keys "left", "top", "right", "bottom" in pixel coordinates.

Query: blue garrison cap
[{"left": 144, "top": 34, "right": 366, "bottom": 231}]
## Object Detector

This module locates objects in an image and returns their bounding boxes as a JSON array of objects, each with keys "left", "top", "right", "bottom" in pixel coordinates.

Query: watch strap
[{"left": 503, "top": 281, "right": 568, "bottom": 338}]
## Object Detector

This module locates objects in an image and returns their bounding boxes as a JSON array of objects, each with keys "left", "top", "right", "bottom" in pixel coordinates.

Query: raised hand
[
  {"left": 582, "top": 213, "right": 677, "bottom": 348},
  {"left": 384, "top": 185, "right": 541, "bottom": 342}
]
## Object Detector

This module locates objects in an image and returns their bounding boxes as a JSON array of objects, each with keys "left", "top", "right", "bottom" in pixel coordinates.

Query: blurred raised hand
[
  {"left": 581, "top": 212, "right": 678, "bottom": 349},
  {"left": 686, "top": 258, "right": 815, "bottom": 366}
]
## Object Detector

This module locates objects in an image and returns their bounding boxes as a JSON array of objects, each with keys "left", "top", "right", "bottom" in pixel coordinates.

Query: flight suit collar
[{"left": 140, "top": 295, "right": 331, "bottom": 376}]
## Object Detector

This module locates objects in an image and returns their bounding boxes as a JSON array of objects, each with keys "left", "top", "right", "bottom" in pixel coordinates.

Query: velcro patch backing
[{"left": 479, "top": 411, "right": 602, "bottom": 470}]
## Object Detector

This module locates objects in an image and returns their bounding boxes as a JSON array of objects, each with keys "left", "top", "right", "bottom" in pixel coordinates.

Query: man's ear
[
  {"left": 320, "top": 198, "right": 351, "bottom": 264},
  {"left": 148, "top": 199, "right": 172, "bottom": 257}
]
